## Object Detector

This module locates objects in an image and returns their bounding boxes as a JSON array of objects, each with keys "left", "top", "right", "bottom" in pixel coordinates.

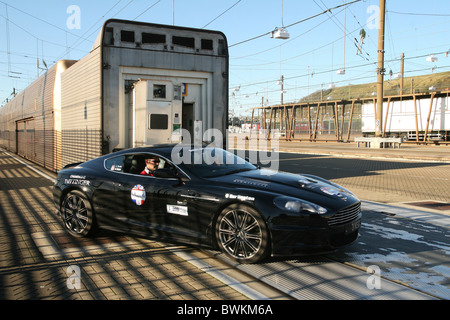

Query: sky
[{"left": 1, "top": 0, "right": 450, "bottom": 117}]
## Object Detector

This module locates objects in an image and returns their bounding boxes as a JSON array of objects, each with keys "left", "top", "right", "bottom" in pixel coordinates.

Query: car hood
[{"left": 206, "top": 168, "right": 359, "bottom": 209}]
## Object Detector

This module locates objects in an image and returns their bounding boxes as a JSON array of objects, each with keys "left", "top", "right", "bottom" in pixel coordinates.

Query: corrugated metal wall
[
  {"left": 1, "top": 20, "right": 230, "bottom": 170},
  {"left": 0, "top": 103, "right": 14, "bottom": 151},
  {"left": 61, "top": 47, "right": 102, "bottom": 167},
  {"left": 0, "top": 66, "right": 57, "bottom": 169},
  {"left": 0, "top": 47, "right": 104, "bottom": 170},
  {"left": 0, "top": 61, "right": 77, "bottom": 171}
]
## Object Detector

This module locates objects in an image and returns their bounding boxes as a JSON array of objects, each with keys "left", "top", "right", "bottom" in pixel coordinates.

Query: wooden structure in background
[{"left": 249, "top": 91, "right": 450, "bottom": 144}]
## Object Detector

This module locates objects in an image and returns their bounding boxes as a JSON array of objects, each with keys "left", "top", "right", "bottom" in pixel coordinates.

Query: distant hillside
[{"left": 300, "top": 70, "right": 450, "bottom": 102}]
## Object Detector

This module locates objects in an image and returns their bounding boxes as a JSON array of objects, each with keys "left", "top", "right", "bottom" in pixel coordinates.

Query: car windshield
[{"left": 172, "top": 147, "right": 257, "bottom": 178}]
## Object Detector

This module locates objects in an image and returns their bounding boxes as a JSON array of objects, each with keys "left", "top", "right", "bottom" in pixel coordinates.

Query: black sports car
[{"left": 53, "top": 145, "right": 361, "bottom": 263}]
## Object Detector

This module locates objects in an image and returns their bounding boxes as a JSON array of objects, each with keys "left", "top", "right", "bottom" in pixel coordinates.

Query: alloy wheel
[
  {"left": 63, "top": 193, "right": 90, "bottom": 235},
  {"left": 217, "top": 208, "right": 264, "bottom": 261}
]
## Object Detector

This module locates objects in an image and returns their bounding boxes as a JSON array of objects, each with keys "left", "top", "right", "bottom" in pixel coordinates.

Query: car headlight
[{"left": 274, "top": 196, "right": 327, "bottom": 215}]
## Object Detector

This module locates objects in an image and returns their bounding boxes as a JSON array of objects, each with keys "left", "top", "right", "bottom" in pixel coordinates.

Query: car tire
[
  {"left": 215, "top": 204, "right": 271, "bottom": 264},
  {"left": 61, "top": 190, "right": 97, "bottom": 238}
]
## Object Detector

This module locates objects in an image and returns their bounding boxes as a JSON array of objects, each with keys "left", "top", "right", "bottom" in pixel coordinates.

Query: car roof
[
  {"left": 71, "top": 143, "right": 220, "bottom": 170},
  {"left": 110, "top": 143, "right": 217, "bottom": 157}
]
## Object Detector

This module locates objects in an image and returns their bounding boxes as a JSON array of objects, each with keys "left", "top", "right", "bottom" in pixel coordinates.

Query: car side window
[
  {"left": 106, "top": 153, "right": 178, "bottom": 178},
  {"left": 122, "top": 154, "right": 146, "bottom": 174},
  {"left": 105, "top": 155, "right": 125, "bottom": 172},
  {"left": 123, "top": 153, "right": 175, "bottom": 175}
]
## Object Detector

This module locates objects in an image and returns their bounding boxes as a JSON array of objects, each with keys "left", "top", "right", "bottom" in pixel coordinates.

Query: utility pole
[
  {"left": 400, "top": 53, "right": 404, "bottom": 95},
  {"left": 375, "top": 0, "right": 386, "bottom": 137},
  {"left": 280, "top": 75, "right": 284, "bottom": 105}
]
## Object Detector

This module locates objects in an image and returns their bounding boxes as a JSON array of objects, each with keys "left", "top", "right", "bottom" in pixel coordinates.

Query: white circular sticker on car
[{"left": 131, "top": 184, "right": 146, "bottom": 205}]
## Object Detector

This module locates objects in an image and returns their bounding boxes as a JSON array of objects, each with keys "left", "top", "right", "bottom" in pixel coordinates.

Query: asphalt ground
[
  {"left": 1, "top": 139, "right": 449, "bottom": 302},
  {"left": 230, "top": 135, "right": 450, "bottom": 213},
  {"left": 275, "top": 141, "right": 450, "bottom": 208}
]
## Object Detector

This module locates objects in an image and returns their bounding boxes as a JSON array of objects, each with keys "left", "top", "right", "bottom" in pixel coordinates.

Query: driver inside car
[{"left": 140, "top": 156, "right": 160, "bottom": 176}]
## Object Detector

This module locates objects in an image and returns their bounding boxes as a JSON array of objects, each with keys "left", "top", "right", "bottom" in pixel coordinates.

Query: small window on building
[
  {"left": 218, "top": 39, "right": 227, "bottom": 56},
  {"left": 121, "top": 30, "right": 135, "bottom": 43},
  {"left": 142, "top": 32, "right": 166, "bottom": 44},
  {"left": 153, "top": 84, "right": 166, "bottom": 99},
  {"left": 201, "top": 39, "right": 213, "bottom": 50},
  {"left": 149, "top": 114, "right": 168, "bottom": 130},
  {"left": 172, "top": 36, "right": 195, "bottom": 48},
  {"left": 105, "top": 27, "right": 114, "bottom": 45}
]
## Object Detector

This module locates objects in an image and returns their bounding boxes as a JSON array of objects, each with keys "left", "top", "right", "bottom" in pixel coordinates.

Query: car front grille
[{"left": 328, "top": 202, "right": 361, "bottom": 226}]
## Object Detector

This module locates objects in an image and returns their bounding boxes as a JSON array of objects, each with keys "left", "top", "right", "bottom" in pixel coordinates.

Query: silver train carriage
[{"left": 0, "top": 19, "right": 229, "bottom": 171}]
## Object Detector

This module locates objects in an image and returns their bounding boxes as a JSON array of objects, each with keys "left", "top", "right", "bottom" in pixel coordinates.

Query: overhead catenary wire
[
  {"left": 231, "top": 5, "right": 349, "bottom": 62},
  {"left": 56, "top": 0, "right": 134, "bottom": 60},
  {"left": 229, "top": 0, "right": 362, "bottom": 48},
  {"left": 232, "top": 64, "right": 450, "bottom": 109},
  {"left": 230, "top": 0, "right": 450, "bottom": 102},
  {"left": 133, "top": 0, "right": 160, "bottom": 21},
  {"left": 0, "top": 1, "right": 91, "bottom": 42},
  {"left": 230, "top": 51, "right": 450, "bottom": 100},
  {"left": 2, "top": 1, "right": 450, "bottom": 108},
  {"left": 0, "top": 12, "right": 88, "bottom": 60},
  {"left": 202, "top": 0, "right": 242, "bottom": 29},
  {"left": 387, "top": 10, "right": 450, "bottom": 17},
  {"left": 230, "top": 1, "right": 449, "bottom": 102},
  {"left": 0, "top": 0, "right": 165, "bottom": 103},
  {"left": 229, "top": 2, "right": 375, "bottom": 88}
]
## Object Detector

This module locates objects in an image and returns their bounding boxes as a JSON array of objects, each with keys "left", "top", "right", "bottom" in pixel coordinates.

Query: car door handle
[{"left": 112, "top": 182, "right": 123, "bottom": 191}]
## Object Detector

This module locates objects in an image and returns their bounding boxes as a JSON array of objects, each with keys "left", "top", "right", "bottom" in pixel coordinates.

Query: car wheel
[
  {"left": 215, "top": 204, "right": 271, "bottom": 263},
  {"left": 61, "top": 190, "right": 96, "bottom": 237}
]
